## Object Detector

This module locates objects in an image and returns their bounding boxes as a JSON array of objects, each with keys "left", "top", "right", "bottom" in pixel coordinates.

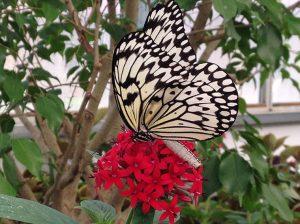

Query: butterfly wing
[
  {"left": 112, "top": 0, "right": 238, "bottom": 141},
  {"left": 143, "top": 0, "right": 196, "bottom": 67},
  {"left": 112, "top": 32, "right": 184, "bottom": 133},
  {"left": 143, "top": 62, "right": 238, "bottom": 141}
]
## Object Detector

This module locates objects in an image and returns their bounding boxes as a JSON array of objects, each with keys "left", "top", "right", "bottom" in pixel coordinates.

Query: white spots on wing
[
  {"left": 220, "top": 105, "right": 229, "bottom": 109},
  {"left": 213, "top": 71, "right": 227, "bottom": 79},
  {"left": 222, "top": 124, "right": 229, "bottom": 129},
  {"left": 228, "top": 102, "right": 237, "bottom": 107},
  {"left": 188, "top": 55, "right": 196, "bottom": 61},
  {"left": 228, "top": 94, "right": 238, "bottom": 100},
  {"left": 215, "top": 98, "right": 226, "bottom": 104},
  {"left": 153, "top": 48, "right": 160, "bottom": 53},
  {"left": 231, "top": 110, "right": 237, "bottom": 115},
  {"left": 201, "top": 85, "right": 214, "bottom": 92},
  {"left": 181, "top": 40, "right": 188, "bottom": 45},
  {"left": 183, "top": 46, "right": 192, "bottom": 53},
  {"left": 212, "top": 92, "right": 222, "bottom": 97},
  {"left": 174, "top": 66, "right": 181, "bottom": 72},
  {"left": 209, "top": 81, "right": 221, "bottom": 91},
  {"left": 208, "top": 64, "right": 218, "bottom": 72},
  {"left": 222, "top": 119, "right": 230, "bottom": 123},
  {"left": 195, "top": 63, "right": 207, "bottom": 71},
  {"left": 222, "top": 79, "right": 232, "bottom": 86},
  {"left": 220, "top": 111, "right": 230, "bottom": 116},
  {"left": 177, "top": 33, "right": 184, "bottom": 39},
  {"left": 223, "top": 86, "right": 235, "bottom": 92},
  {"left": 162, "top": 56, "right": 169, "bottom": 62}
]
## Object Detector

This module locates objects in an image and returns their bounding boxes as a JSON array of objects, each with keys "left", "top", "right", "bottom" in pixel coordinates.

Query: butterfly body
[
  {"left": 132, "top": 130, "right": 154, "bottom": 142},
  {"left": 112, "top": 0, "right": 238, "bottom": 168}
]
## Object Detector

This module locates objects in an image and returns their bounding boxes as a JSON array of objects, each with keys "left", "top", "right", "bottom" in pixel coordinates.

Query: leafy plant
[{"left": 0, "top": 0, "right": 299, "bottom": 223}]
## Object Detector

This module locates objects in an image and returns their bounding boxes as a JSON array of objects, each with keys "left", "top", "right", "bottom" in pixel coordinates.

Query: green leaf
[
  {"left": 257, "top": 0, "right": 284, "bottom": 27},
  {"left": 131, "top": 204, "right": 155, "bottom": 224},
  {"left": 3, "top": 154, "right": 21, "bottom": 190},
  {"left": 0, "top": 114, "right": 15, "bottom": 133},
  {"left": 12, "top": 139, "right": 43, "bottom": 179},
  {"left": 0, "top": 174, "right": 17, "bottom": 196},
  {"left": 15, "top": 14, "right": 26, "bottom": 28},
  {"left": 203, "top": 155, "right": 222, "bottom": 196},
  {"left": 281, "top": 68, "right": 290, "bottom": 79},
  {"left": 213, "top": 0, "right": 237, "bottom": 21},
  {"left": 101, "top": 20, "right": 128, "bottom": 43},
  {"left": 226, "top": 20, "right": 241, "bottom": 41},
  {"left": 177, "top": 0, "right": 197, "bottom": 11},
  {"left": 41, "top": 2, "right": 61, "bottom": 22},
  {"left": 285, "top": 13, "right": 300, "bottom": 36},
  {"left": 219, "top": 152, "right": 252, "bottom": 194},
  {"left": 78, "top": 69, "right": 90, "bottom": 90},
  {"left": 262, "top": 184, "right": 294, "bottom": 222},
  {"left": 238, "top": 97, "right": 246, "bottom": 114},
  {"left": 248, "top": 150, "right": 268, "bottom": 180},
  {"left": 260, "top": 69, "right": 270, "bottom": 87},
  {"left": 0, "top": 194, "right": 78, "bottom": 224},
  {"left": 80, "top": 200, "right": 116, "bottom": 224},
  {"left": 32, "top": 68, "right": 60, "bottom": 84},
  {"left": 36, "top": 94, "right": 65, "bottom": 132},
  {"left": 3, "top": 76, "right": 25, "bottom": 102},
  {"left": 257, "top": 24, "right": 282, "bottom": 68},
  {"left": 0, "top": 133, "right": 11, "bottom": 155}
]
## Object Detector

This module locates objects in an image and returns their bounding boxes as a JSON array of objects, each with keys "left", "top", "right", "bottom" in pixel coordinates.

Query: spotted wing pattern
[
  {"left": 112, "top": 0, "right": 238, "bottom": 141},
  {"left": 143, "top": 63, "right": 238, "bottom": 141},
  {"left": 143, "top": 0, "right": 196, "bottom": 67}
]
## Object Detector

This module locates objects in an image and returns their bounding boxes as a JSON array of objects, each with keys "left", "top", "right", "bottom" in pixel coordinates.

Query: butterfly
[{"left": 111, "top": 0, "right": 238, "bottom": 168}]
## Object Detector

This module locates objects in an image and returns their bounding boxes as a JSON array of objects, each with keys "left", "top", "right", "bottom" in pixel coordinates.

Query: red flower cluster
[{"left": 94, "top": 130, "right": 203, "bottom": 224}]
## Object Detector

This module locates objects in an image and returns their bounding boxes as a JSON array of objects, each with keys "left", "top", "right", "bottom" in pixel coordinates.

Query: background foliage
[{"left": 0, "top": 0, "right": 299, "bottom": 223}]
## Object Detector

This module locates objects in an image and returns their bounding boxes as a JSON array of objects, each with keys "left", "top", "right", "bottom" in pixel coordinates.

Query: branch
[
  {"left": 201, "top": 32, "right": 225, "bottom": 43},
  {"left": 14, "top": 107, "right": 49, "bottom": 154},
  {"left": 108, "top": 0, "right": 117, "bottom": 47},
  {"left": 199, "top": 30, "right": 224, "bottom": 61},
  {"left": 88, "top": 102, "right": 119, "bottom": 151},
  {"left": 56, "top": 2, "right": 112, "bottom": 190},
  {"left": 125, "top": 0, "right": 139, "bottom": 32},
  {"left": 64, "top": 0, "right": 93, "bottom": 54},
  {"left": 8, "top": 154, "right": 37, "bottom": 201},
  {"left": 58, "top": 54, "right": 112, "bottom": 189},
  {"left": 35, "top": 113, "right": 62, "bottom": 156},
  {"left": 189, "top": 0, "right": 213, "bottom": 51},
  {"left": 288, "top": 1, "right": 300, "bottom": 10}
]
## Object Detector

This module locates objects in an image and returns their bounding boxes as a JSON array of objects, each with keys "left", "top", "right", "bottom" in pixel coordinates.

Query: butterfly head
[{"left": 132, "top": 131, "right": 154, "bottom": 142}]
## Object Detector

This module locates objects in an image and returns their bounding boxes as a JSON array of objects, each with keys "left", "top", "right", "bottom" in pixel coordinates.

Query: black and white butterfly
[{"left": 112, "top": 0, "right": 238, "bottom": 168}]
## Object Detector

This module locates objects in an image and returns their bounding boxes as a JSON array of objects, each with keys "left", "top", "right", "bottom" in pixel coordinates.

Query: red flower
[
  {"left": 122, "top": 179, "right": 147, "bottom": 207},
  {"left": 159, "top": 196, "right": 181, "bottom": 224},
  {"left": 94, "top": 130, "right": 203, "bottom": 222},
  {"left": 123, "top": 152, "right": 152, "bottom": 180},
  {"left": 144, "top": 167, "right": 172, "bottom": 197}
]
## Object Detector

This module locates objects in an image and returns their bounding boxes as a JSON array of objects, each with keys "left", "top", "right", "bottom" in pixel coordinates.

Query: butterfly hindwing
[{"left": 143, "top": 63, "right": 238, "bottom": 141}]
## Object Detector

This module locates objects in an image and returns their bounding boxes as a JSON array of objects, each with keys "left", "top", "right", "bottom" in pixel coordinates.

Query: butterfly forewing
[
  {"left": 144, "top": 0, "right": 196, "bottom": 67},
  {"left": 112, "top": 32, "right": 184, "bottom": 133}
]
